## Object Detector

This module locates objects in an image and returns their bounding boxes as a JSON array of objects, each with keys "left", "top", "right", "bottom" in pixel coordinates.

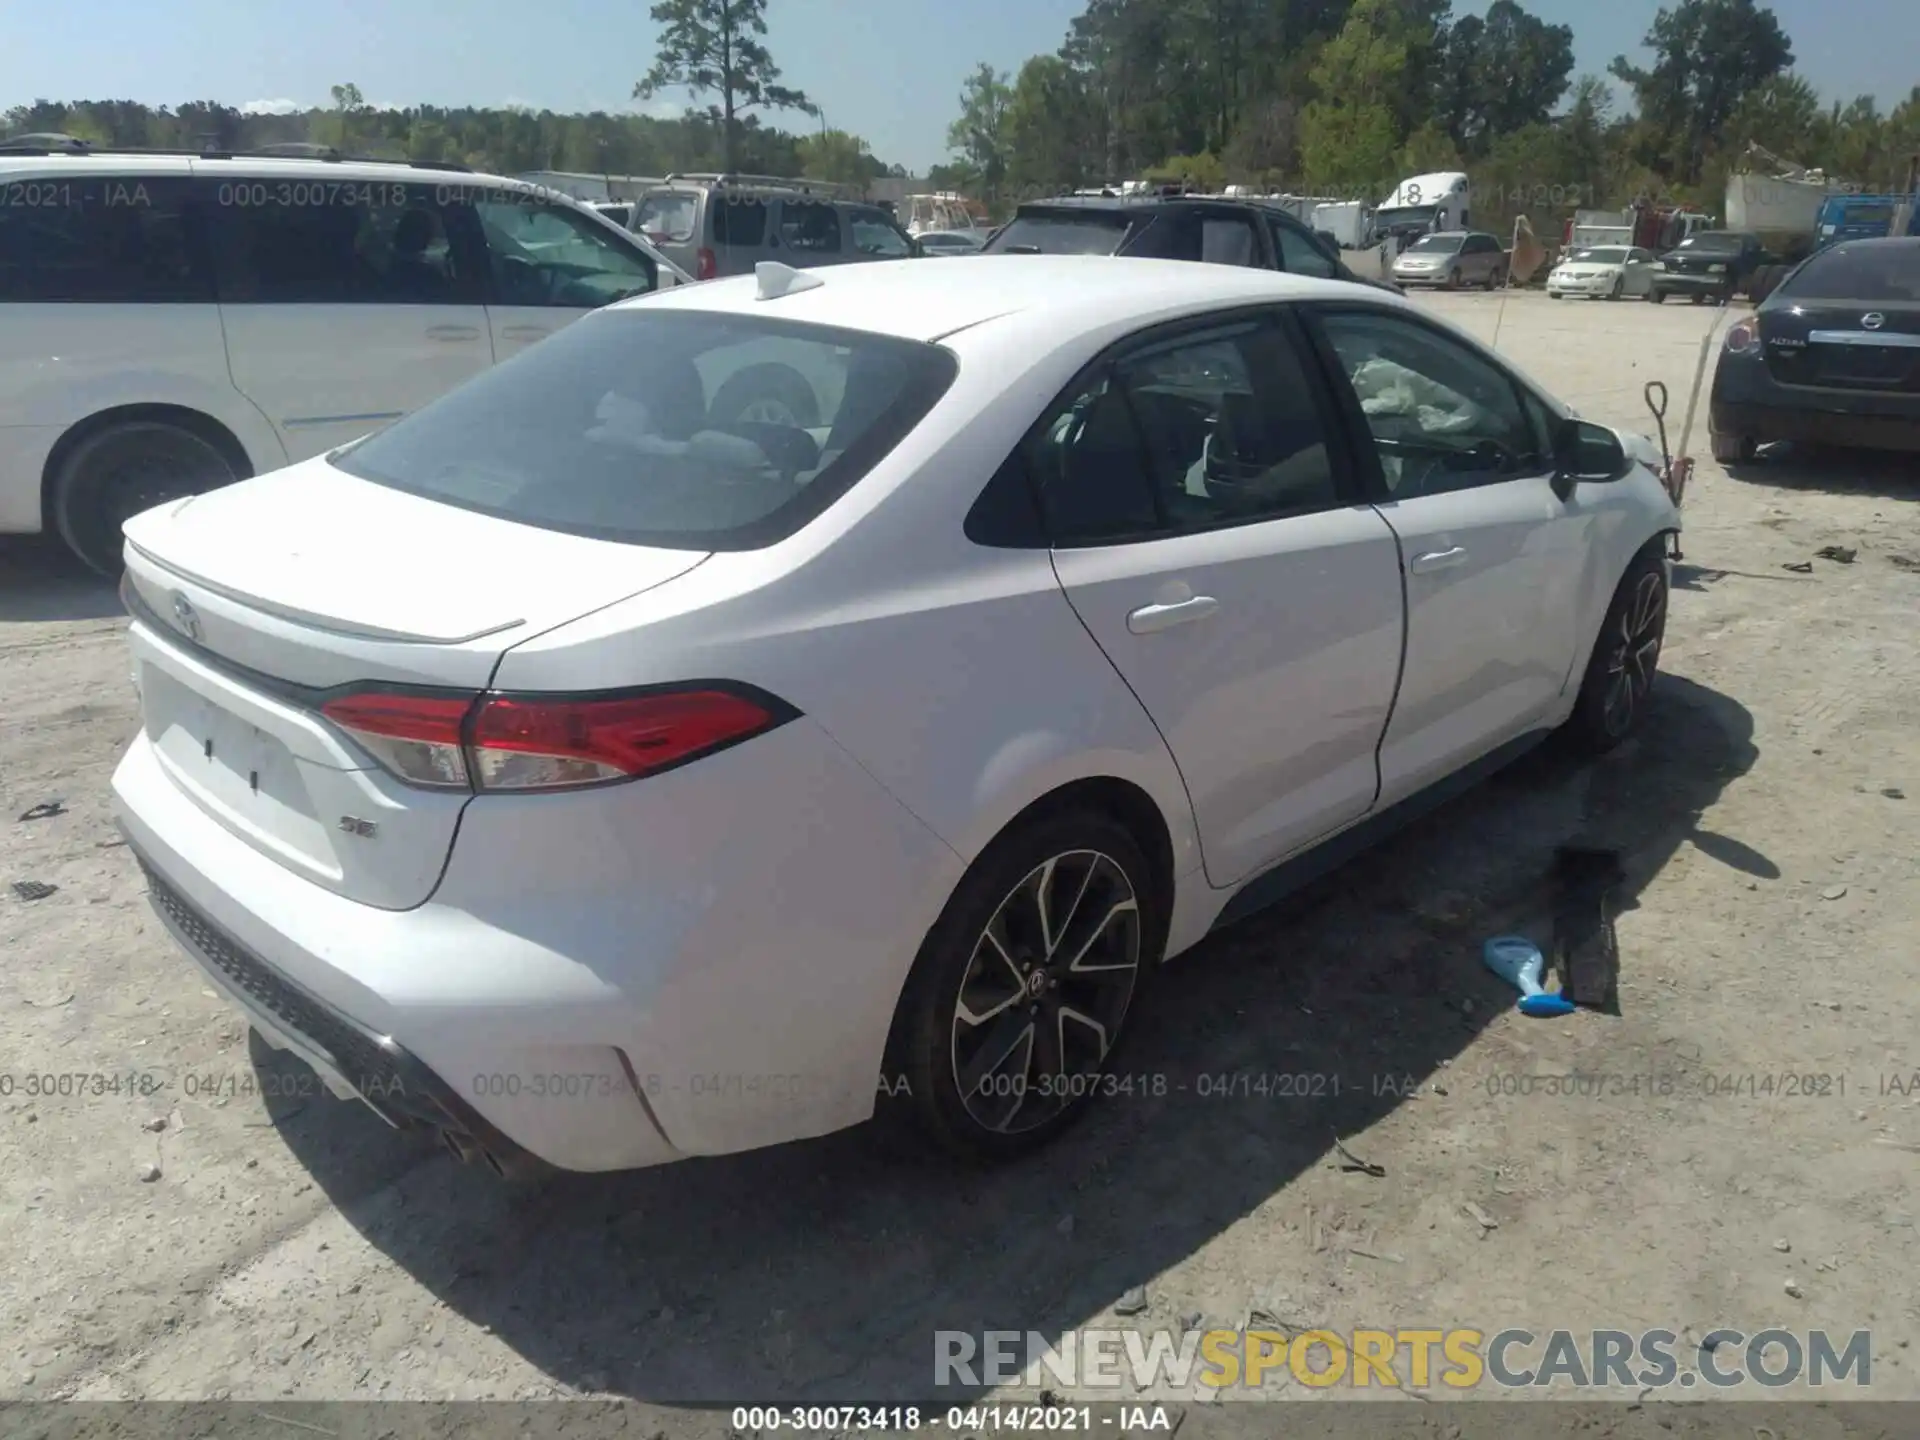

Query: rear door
[
  {"left": 1302, "top": 304, "right": 1591, "bottom": 806},
  {"left": 204, "top": 172, "right": 494, "bottom": 462},
  {"left": 471, "top": 189, "right": 661, "bottom": 361},
  {"left": 1040, "top": 309, "right": 1407, "bottom": 887}
]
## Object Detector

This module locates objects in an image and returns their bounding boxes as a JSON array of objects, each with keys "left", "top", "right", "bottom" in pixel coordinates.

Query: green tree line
[
  {"left": 935, "top": 0, "right": 1920, "bottom": 230},
  {"left": 1, "top": 96, "right": 897, "bottom": 191}
]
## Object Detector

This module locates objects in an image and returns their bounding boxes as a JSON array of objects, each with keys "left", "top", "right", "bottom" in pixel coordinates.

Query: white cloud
[
  {"left": 239, "top": 98, "right": 301, "bottom": 116},
  {"left": 638, "top": 96, "right": 688, "bottom": 120}
]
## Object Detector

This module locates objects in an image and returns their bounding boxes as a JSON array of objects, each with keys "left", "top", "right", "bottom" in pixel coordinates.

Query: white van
[{"left": 0, "top": 147, "right": 691, "bottom": 572}]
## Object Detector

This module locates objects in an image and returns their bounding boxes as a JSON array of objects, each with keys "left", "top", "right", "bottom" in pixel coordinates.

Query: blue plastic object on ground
[{"left": 1482, "top": 935, "right": 1578, "bottom": 1017}]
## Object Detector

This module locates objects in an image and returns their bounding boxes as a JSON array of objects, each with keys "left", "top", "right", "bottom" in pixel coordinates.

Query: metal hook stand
[{"left": 1643, "top": 379, "right": 1690, "bottom": 561}]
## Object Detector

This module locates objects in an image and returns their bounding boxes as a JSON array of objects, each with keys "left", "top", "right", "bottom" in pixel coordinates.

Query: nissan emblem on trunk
[
  {"left": 1862, "top": 313, "right": 1885, "bottom": 331},
  {"left": 171, "top": 593, "right": 202, "bottom": 642}
]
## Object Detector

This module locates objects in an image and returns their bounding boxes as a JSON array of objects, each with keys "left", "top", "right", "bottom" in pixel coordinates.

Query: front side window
[
  {"left": 329, "top": 309, "right": 956, "bottom": 549},
  {"left": 476, "top": 196, "right": 657, "bottom": 308},
  {"left": 1314, "top": 308, "right": 1547, "bottom": 499},
  {"left": 778, "top": 201, "right": 841, "bottom": 255},
  {"left": 1270, "top": 218, "right": 1338, "bottom": 278},
  {"left": 0, "top": 175, "right": 208, "bottom": 302},
  {"left": 849, "top": 208, "right": 912, "bottom": 258},
  {"left": 205, "top": 179, "right": 479, "bottom": 304}
]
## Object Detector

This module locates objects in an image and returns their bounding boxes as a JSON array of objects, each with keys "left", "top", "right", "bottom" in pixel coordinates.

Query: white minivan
[{"left": 0, "top": 147, "right": 691, "bottom": 572}]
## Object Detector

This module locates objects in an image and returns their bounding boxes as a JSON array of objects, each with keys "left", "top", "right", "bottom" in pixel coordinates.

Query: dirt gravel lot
[{"left": 3, "top": 289, "right": 1918, "bottom": 1433}]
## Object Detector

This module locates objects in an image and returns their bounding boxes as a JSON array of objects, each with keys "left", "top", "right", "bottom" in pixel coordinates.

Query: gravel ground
[{"left": 2, "top": 290, "right": 1917, "bottom": 1434}]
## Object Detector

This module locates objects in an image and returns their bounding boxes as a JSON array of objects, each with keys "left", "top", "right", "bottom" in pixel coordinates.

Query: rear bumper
[
  {"left": 135, "top": 848, "right": 544, "bottom": 1179},
  {"left": 1711, "top": 357, "right": 1920, "bottom": 452},
  {"left": 111, "top": 711, "right": 966, "bottom": 1174}
]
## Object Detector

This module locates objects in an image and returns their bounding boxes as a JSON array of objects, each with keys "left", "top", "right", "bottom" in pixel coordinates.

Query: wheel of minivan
[
  {"left": 51, "top": 421, "right": 239, "bottom": 576},
  {"left": 1564, "top": 547, "right": 1669, "bottom": 755},
  {"left": 881, "top": 809, "right": 1161, "bottom": 1161},
  {"left": 708, "top": 363, "right": 821, "bottom": 429}
]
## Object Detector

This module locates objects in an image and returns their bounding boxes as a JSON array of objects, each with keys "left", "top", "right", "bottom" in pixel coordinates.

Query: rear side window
[
  {"left": 1778, "top": 244, "right": 1920, "bottom": 302},
  {"left": 329, "top": 309, "right": 958, "bottom": 549},
  {"left": 0, "top": 175, "right": 210, "bottom": 302},
  {"left": 636, "top": 191, "right": 697, "bottom": 243},
  {"left": 1127, "top": 211, "right": 1261, "bottom": 267},
  {"left": 778, "top": 201, "right": 841, "bottom": 255},
  {"left": 711, "top": 197, "right": 767, "bottom": 247},
  {"left": 205, "top": 179, "right": 481, "bottom": 304},
  {"left": 984, "top": 212, "right": 1131, "bottom": 256}
]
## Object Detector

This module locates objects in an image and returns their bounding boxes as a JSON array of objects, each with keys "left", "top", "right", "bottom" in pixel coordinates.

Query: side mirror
[{"left": 1552, "top": 419, "right": 1629, "bottom": 499}]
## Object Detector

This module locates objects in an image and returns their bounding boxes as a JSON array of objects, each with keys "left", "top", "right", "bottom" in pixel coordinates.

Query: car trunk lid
[
  {"left": 120, "top": 459, "right": 708, "bottom": 909},
  {"left": 1760, "top": 299, "right": 1920, "bottom": 392}
]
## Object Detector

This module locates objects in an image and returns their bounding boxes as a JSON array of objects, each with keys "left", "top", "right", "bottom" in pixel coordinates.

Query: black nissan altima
[{"left": 1708, "top": 237, "right": 1920, "bottom": 464}]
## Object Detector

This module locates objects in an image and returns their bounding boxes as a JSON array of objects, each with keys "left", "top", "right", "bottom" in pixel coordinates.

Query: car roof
[
  {"left": 0, "top": 152, "right": 492, "bottom": 186},
  {"left": 619, "top": 254, "right": 1382, "bottom": 342}
]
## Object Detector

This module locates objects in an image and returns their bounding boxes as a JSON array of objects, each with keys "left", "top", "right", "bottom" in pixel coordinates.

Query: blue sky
[{"left": 2, "top": 0, "right": 1910, "bottom": 174}]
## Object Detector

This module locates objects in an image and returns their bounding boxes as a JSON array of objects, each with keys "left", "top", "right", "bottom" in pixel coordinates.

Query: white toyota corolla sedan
[{"left": 112, "top": 256, "right": 1681, "bottom": 1177}]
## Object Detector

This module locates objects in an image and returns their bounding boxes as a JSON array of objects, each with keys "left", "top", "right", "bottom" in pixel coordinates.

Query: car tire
[
  {"left": 1710, "top": 431, "right": 1757, "bottom": 464},
  {"left": 50, "top": 421, "right": 241, "bottom": 577},
  {"left": 1483, "top": 265, "right": 1500, "bottom": 291},
  {"left": 1609, "top": 276, "right": 1624, "bottom": 301},
  {"left": 708, "top": 363, "right": 821, "bottom": 429},
  {"left": 1648, "top": 288, "right": 1667, "bottom": 304},
  {"left": 1564, "top": 546, "right": 1669, "bottom": 755},
  {"left": 881, "top": 808, "right": 1161, "bottom": 1162}
]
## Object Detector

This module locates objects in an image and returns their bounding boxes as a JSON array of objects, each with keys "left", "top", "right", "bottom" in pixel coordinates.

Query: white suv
[{"left": 0, "top": 145, "right": 689, "bottom": 572}]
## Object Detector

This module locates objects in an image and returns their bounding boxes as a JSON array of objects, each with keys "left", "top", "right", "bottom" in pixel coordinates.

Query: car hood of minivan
[{"left": 122, "top": 456, "right": 708, "bottom": 646}]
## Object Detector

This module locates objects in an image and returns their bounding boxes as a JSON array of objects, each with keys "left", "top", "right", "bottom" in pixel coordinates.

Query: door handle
[
  {"left": 426, "top": 325, "right": 481, "bottom": 341},
  {"left": 1127, "top": 595, "right": 1219, "bottom": 634},
  {"left": 1409, "top": 546, "right": 1468, "bottom": 574}
]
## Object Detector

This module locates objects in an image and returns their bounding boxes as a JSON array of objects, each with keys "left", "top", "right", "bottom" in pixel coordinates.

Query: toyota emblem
[
  {"left": 1862, "top": 312, "right": 1885, "bottom": 331},
  {"left": 171, "top": 593, "right": 203, "bottom": 642}
]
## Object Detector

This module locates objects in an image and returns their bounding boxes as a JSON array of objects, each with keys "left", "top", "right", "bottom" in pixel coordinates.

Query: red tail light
[
  {"left": 321, "top": 685, "right": 791, "bottom": 793},
  {"left": 321, "top": 692, "right": 474, "bottom": 789},
  {"left": 696, "top": 247, "right": 717, "bottom": 280}
]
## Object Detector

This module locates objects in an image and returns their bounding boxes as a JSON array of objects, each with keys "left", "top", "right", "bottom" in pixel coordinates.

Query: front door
[
  {"left": 470, "top": 191, "right": 663, "bottom": 363},
  {"left": 202, "top": 175, "right": 493, "bottom": 463},
  {"left": 1037, "top": 311, "right": 1406, "bottom": 887},
  {"left": 1304, "top": 305, "right": 1593, "bottom": 806}
]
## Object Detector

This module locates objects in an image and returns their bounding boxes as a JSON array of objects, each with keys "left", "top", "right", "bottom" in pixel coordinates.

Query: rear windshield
[
  {"left": 636, "top": 192, "right": 697, "bottom": 244},
  {"left": 1779, "top": 244, "right": 1920, "bottom": 302},
  {"left": 984, "top": 212, "right": 1132, "bottom": 256},
  {"left": 330, "top": 309, "right": 958, "bottom": 550}
]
